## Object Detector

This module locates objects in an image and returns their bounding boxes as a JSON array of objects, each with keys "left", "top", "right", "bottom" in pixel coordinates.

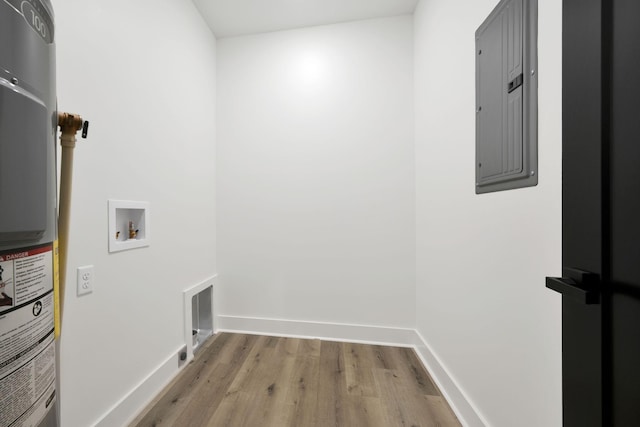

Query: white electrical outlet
[{"left": 77, "top": 265, "right": 94, "bottom": 296}]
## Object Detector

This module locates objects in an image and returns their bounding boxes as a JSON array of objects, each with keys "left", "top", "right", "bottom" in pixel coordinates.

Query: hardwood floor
[{"left": 131, "top": 333, "right": 460, "bottom": 427}]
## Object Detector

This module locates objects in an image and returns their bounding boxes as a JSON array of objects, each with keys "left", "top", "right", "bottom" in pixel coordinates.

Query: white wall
[
  {"left": 54, "top": 0, "right": 217, "bottom": 425},
  {"left": 413, "top": 1, "right": 562, "bottom": 426},
  {"left": 50, "top": 1, "right": 563, "bottom": 424},
  {"left": 217, "top": 16, "right": 416, "bottom": 332}
]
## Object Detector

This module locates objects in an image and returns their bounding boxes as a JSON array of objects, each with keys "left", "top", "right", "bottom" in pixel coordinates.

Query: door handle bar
[{"left": 546, "top": 268, "right": 600, "bottom": 305}]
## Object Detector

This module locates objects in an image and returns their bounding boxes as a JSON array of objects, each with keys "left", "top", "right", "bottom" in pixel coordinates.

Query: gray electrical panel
[{"left": 475, "top": 0, "right": 537, "bottom": 194}]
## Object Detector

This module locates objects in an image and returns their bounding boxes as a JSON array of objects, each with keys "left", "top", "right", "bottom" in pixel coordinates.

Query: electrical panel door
[{"left": 476, "top": 0, "right": 537, "bottom": 194}]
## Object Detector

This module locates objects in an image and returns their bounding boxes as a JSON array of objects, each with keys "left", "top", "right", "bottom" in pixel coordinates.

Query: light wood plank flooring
[{"left": 131, "top": 333, "right": 460, "bottom": 427}]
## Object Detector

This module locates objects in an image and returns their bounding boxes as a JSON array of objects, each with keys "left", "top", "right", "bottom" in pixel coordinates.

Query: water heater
[{"left": 0, "top": 1, "right": 59, "bottom": 426}]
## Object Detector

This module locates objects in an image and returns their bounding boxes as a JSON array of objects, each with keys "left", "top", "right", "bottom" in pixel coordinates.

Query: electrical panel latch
[{"left": 507, "top": 74, "right": 523, "bottom": 93}]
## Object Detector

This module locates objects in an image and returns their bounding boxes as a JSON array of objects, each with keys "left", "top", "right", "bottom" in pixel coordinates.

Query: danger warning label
[{"left": 0, "top": 243, "right": 56, "bottom": 427}]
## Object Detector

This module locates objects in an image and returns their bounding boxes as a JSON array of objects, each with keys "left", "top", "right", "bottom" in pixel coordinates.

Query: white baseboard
[
  {"left": 218, "top": 315, "right": 487, "bottom": 427},
  {"left": 413, "top": 330, "right": 489, "bottom": 427},
  {"left": 216, "top": 315, "right": 417, "bottom": 347},
  {"left": 92, "top": 316, "right": 486, "bottom": 427},
  {"left": 92, "top": 346, "right": 181, "bottom": 427}
]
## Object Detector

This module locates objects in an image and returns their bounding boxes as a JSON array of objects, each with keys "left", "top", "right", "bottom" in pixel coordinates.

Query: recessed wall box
[
  {"left": 108, "top": 200, "right": 150, "bottom": 253},
  {"left": 183, "top": 277, "right": 216, "bottom": 363},
  {"left": 191, "top": 286, "right": 213, "bottom": 353},
  {"left": 475, "top": 0, "right": 538, "bottom": 194}
]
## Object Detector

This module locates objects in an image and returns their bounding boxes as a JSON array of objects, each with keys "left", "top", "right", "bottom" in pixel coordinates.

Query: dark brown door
[{"left": 549, "top": 0, "right": 640, "bottom": 425}]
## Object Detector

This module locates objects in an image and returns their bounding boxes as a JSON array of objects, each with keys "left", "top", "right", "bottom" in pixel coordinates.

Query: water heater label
[{"left": 0, "top": 243, "right": 56, "bottom": 427}]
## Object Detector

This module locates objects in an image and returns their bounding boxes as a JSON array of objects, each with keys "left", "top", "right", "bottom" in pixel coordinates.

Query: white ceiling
[{"left": 192, "top": 0, "right": 419, "bottom": 38}]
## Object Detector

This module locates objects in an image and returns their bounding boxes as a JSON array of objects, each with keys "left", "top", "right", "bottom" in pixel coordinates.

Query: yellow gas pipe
[{"left": 56, "top": 112, "right": 85, "bottom": 328}]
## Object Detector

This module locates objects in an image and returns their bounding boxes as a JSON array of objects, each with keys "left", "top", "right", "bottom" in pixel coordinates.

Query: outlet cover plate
[{"left": 77, "top": 265, "right": 94, "bottom": 296}]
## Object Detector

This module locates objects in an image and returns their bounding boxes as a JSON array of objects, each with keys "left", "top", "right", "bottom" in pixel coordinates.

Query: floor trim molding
[
  {"left": 216, "top": 315, "right": 417, "bottom": 347},
  {"left": 97, "top": 317, "right": 488, "bottom": 427},
  {"left": 92, "top": 346, "right": 181, "bottom": 427},
  {"left": 217, "top": 315, "right": 487, "bottom": 427},
  {"left": 413, "top": 330, "right": 489, "bottom": 427}
]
